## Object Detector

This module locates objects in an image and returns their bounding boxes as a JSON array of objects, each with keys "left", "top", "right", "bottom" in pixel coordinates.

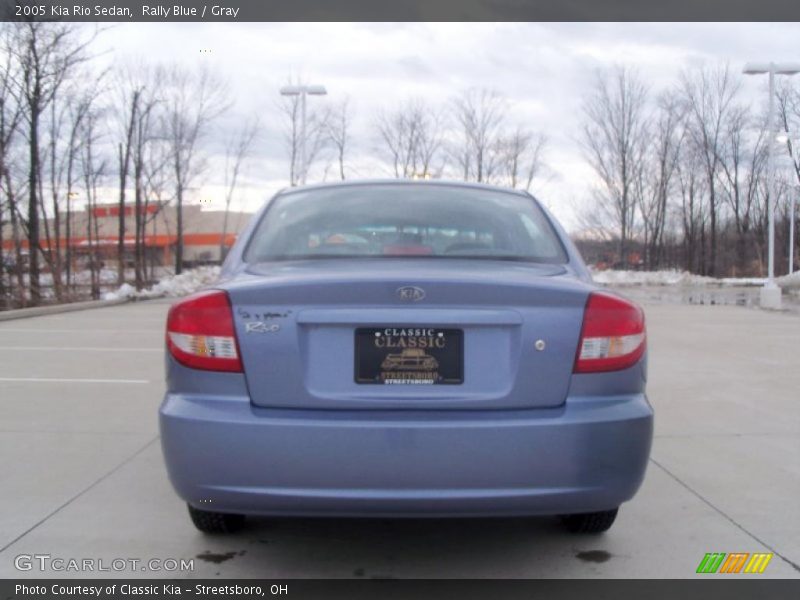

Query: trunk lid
[{"left": 223, "top": 259, "right": 590, "bottom": 410}]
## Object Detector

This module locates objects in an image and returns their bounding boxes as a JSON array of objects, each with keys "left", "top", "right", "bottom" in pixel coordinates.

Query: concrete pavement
[{"left": 0, "top": 299, "right": 797, "bottom": 578}]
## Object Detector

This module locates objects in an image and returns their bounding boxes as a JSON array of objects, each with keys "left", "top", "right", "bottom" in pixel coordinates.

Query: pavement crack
[
  {"left": 0, "top": 435, "right": 160, "bottom": 554},
  {"left": 654, "top": 432, "right": 793, "bottom": 439},
  {"left": 649, "top": 457, "right": 800, "bottom": 573}
]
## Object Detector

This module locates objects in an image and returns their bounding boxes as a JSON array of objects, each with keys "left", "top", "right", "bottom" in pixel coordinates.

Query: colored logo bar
[{"left": 696, "top": 552, "right": 773, "bottom": 574}]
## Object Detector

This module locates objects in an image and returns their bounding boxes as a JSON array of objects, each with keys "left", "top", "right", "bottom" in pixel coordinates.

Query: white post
[
  {"left": 743, "top": 62, "right": 800, "bottom": 306},
  {"left": 760, "top": 67, "right": 782, "bottom": 309},
  {"left": 280, "top": 84, "right": 326, "bottom": 187}
]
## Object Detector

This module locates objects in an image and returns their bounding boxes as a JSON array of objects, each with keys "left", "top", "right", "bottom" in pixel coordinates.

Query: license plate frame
[{"left": 354, "top": 327, "right": 464, "bottom": 385}]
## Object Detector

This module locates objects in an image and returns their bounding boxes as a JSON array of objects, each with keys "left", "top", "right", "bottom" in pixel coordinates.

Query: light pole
[
  {"left": 279, "top": 84, "right": 327, "bottom": 185},
  {"left": 743, "top": 62, "right": 800, "bottom": 309}
]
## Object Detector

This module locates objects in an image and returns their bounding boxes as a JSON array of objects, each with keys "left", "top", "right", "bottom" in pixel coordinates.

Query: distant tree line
[
  {"left": 280, "top": 84, "right": 549, "bottom": 189},
  {"left": 0, "top": 22, "right": 551, "bottom": 309},
  {"left": 0, "top": 22, "right": 256, "bottom": 308},
  {"left": 2, "top": 22, "right": 798, "bottom": 310},
  {"left": 577, "top": 65, "right": 800, "bottom": 277}
]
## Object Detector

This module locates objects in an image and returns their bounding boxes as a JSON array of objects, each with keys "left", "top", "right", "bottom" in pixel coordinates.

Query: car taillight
[
  {"left": 574, "top": 291, "right": 646, "bottom": 373},
  {"left": 166, "top": 290, "right": 242, "bottom": 373}
]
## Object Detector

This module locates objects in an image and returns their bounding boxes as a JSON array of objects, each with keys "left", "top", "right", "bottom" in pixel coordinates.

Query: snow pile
[
  {"left": 138, "top": 266, "right": 222, "bottom": 298},
  {"left": 777, "top": 270, "right": 800, "bottom": 290},
  {"left": 104, "top": 283, "right": 136, "bottom": 301},
  {"left": 718, "top": 276, "right": 769, "bottom": 286},
  {"left": 590, "top": 269, "right": 768, "bottom": 287},
  {"left": 103, "top": 266, "right": 222, "bottom": 301},
  {"left": 591, "top": 269, "right": 712, "bottom": 286}
]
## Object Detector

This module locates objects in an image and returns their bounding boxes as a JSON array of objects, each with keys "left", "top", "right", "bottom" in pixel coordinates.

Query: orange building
[{"left": 1, "top": 203, "right": 254, "bottom": 269}]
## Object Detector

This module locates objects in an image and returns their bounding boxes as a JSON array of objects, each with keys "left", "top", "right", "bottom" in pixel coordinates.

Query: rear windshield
[{"left": 244, "top": 185, "right": 568, "bottom": 263}]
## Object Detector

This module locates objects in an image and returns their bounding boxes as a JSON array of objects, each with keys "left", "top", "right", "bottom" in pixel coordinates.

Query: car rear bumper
[{"left": 159, "top": 393, "right": 653, "bottom": 517}]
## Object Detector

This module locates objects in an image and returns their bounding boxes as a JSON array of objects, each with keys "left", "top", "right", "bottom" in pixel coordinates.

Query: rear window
[{"left": 244, "top": 184, "right": 568, "bottom": 264}]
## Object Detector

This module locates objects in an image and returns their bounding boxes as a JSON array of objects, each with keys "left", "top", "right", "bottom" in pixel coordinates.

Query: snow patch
[
  {"left": 590, "top": 268, "right": 768, "bottom": 287},
  {"left": 777, "top": 270, "right": 800, "bottom": 290},
  {"left": 103, "top": 266, "right": 222, "bottom": 301},
  {"left": 103, "top": 283, "right": 136, "bottom": 301}
]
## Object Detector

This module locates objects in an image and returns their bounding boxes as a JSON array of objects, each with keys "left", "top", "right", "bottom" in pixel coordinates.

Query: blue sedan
[{"left": 160, "top": 180, "right": 653, "bottom": 534}]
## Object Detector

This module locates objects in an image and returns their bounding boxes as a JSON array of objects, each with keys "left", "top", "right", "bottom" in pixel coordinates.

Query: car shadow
[{"left": 194, "top": 516, "right": 580, "bottom": 578}]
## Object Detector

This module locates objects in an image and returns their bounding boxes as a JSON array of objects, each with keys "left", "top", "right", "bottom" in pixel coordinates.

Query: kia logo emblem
[{"left": 396, "top": 286, "right": 426, "bottom": 302}]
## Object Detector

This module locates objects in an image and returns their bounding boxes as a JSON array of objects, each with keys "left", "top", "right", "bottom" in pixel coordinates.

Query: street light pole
[
  {"left": 280, "top": 84, "right": 328, "bottom": 185},
  {"left": 743, "top": 62, "right": 800, "bottom": 308}
]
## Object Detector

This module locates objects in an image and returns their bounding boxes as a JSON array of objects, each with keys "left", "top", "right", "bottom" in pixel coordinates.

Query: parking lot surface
[{"left": 0, "top": 299, "right": 798, "bottom": 578}]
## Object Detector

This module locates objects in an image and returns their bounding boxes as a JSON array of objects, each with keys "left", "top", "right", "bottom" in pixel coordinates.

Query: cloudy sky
[{"left": 94, "top": 22, "right": 800, "bottom": 230}]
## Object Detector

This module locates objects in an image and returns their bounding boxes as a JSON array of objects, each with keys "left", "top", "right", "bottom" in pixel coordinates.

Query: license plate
[{"left": 355, "top": 327, "right": 463, "bottom": 385}]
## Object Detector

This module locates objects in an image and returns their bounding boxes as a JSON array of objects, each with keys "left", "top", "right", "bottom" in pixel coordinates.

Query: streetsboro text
[{"left": 16, "top": 584, "right": 278, "bottom": 596}]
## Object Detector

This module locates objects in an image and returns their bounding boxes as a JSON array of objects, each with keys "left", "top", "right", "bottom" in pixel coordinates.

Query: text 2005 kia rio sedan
[{"left": 160, "top": 180, "right": 653, "bottom": 534}]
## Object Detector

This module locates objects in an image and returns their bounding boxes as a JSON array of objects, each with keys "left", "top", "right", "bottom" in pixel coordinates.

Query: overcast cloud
[{"left": 93, "top": 22, "right": 800, "bottom": 229}]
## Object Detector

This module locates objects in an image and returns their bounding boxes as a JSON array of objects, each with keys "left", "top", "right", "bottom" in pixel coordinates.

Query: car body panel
[
  {"left": 160, "top": 180, "right": 653, "bottom": 518},
  {"left": 161, "top": 359, "right": 652, "bottom": 517},
  {"left": 219, "top": 259, "right": 592, "bottom": 410}
]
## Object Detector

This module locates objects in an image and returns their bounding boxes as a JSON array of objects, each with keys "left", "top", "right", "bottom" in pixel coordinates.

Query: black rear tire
[
  {"left": 187, "top": 504, "right": 245, "bottom": 534},
  {"left": 560, "top": 508, "right": 618, "bottom": 533}
]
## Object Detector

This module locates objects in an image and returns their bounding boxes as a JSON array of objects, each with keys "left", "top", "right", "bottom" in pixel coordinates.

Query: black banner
[
  {"left": 2, "top": 579, "right": 800, "bottom": 600},
  {"left": 1, "top": 0, "right": 800, "bottom": 22}
]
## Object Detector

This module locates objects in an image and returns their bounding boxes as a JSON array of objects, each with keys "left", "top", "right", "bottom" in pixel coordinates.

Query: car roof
[{"left": 275, "top": 179, "right": 531, "bottom": 198}]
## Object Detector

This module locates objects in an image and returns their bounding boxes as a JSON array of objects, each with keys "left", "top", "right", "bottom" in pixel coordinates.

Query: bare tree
[
  {"left": 776, "top": 81, "right": 800, "bottom": 271},
  {"left": 9, "top": 22, "right": 94, "bottom": 304},
  {"left": 636, "top": 91, "right": 685, "bottom": 269},
  {"left": 495, "top": 127, "right": 548, "bottom": 191},
  {"left": 376, "top": 99, "right": 445, "bottom": 179},
  {"left": 327, "top": 97, "right": 351, "bottom": 180},
  {"left": 279, "top": 83, "right": 330, "bottom": 186},
  {"left": 376, "top": 102, "right": 419, "bottom": 178},
  {"left": 79, "top": 108, "right": 105, "bottom": 299},
  {"left": 0, "top": 25, "right": 23, "bottom": 305},
  {"left": 62, "top": 88, "right": 96, "bottom": 291},
  {"left": 39, "top": 77, "right": 101, "bottom": 300},
  {"left": 280, "top": 92, "right": 301, "bottom": 186},
  {"left": 414, "top": 105, "right": 446, "bottom": 178},
  {"left": 675, "top": 140, "right": 708, "bottom": 272},
  {"left": 139, "top": 133, "right": 172, "bottom": 282},
  {"left": 716, "top": 106, "right": 767, "bottom": 274},
  {"left": 112, "top": 62, "right": 164, "bottom": 288},
  {"left": 680, "top": 64, "right": 741, "bottom": 276},
  {"left": 114, "top": 69, "right": 143, "bottom": 286},
  {"left": 451, "top": 88, "right": 508, "bottom": 182},
  {"left": 220, "top": 116, "right": 259, "bottom": 261},
  {"left": 162, "top": 64, "right": 229, "bottom": 274},
  {"left": 776, "top": 81, "right": 800, "bottom": 186},
  {"left": 580, "top": 66, "right": 650, "bottom": 267}
]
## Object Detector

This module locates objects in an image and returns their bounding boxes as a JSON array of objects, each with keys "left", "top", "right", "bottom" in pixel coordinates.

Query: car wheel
[
  {"left": 560, "top": 508, "right": 618, "bottom": 533},
  {"left": 187, "top": 504, "right": 246, "bottom": 534}
]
